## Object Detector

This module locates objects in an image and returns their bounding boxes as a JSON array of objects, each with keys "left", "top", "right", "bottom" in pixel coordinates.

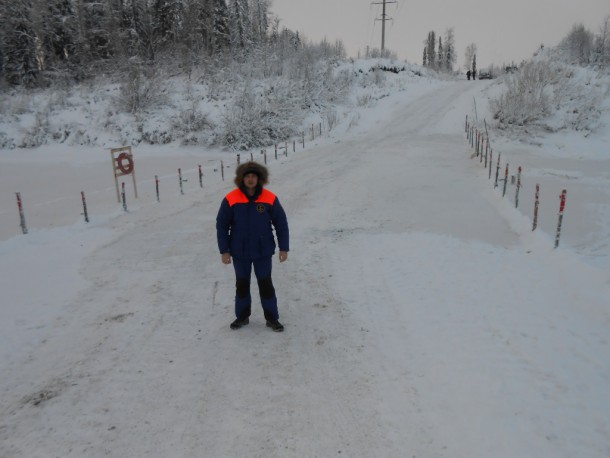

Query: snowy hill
[{"left": 1, "top": 61, "right": 610, "bottom": 457}]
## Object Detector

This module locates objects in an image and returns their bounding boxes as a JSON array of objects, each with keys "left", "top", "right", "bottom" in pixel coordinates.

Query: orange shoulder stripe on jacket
[
  {"left": 226, "top": 188, "right": 277, "bottom": 206},
  {"left": 256, "top": 189, "right": 277, "bottom": 205}
]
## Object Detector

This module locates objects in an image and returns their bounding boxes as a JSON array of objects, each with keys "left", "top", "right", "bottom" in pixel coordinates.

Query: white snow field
[{"left": 1, "top": 76, "right": 609, "bottom": 457}]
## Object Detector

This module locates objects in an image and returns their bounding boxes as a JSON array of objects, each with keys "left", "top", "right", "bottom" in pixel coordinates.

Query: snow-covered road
[{"left": 1, "top": 80, "right": 609, "bottom": 457}]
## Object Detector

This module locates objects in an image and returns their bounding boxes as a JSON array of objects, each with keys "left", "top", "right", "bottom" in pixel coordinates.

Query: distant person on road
[
  {"left": 472, "top": 69, "right": 476, "bottom": 80},
  {"left": 467, "top": 70, "right": 471, "bottom": 80},
  {"left": 216, "top": 161, "right": 289, "bottom": 332}
]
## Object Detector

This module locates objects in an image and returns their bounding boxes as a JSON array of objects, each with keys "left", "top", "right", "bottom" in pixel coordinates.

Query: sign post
[{"left": 110, "top": 146, "right": 137, "bottom": 203}]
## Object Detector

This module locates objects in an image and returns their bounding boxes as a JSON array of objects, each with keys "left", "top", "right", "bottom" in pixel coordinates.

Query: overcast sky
[{"left": 271, "top": 0, "right": 610, "bottom": 70}]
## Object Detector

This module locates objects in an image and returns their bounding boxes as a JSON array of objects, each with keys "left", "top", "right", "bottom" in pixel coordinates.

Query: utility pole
[{"left": 372, "top": 0, "right": 396, "bottom": 51}]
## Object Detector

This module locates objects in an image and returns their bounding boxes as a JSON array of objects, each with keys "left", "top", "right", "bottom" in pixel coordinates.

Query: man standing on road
[{"left": 216, "top": 161, "right": 289, "bottom": 332}]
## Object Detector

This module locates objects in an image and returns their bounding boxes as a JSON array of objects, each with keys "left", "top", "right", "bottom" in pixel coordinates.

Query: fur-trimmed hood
[{"left": 234, "top": 161, "right": 269, "bottom": 187}]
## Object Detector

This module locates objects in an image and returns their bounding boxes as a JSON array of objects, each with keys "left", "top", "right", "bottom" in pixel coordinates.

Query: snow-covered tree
[
  {"left": 229, "top": 0, "right": 251, "bottom": 51},
  {"left": 594, "top": 15, "right": 610, "bottom": 68},
  {"left": 464, "top": 43, "right": 476, "bottom": 74},
  {"left": 250, "top": 0, "right": 270, "bottom": 46},
  {"left": 559, "top": 23, "right": 594, "bottom": 65},
  {"left": 129, "top": 0, "right": 158, "bottom": 60},
  {"left": 443, "top": 27, "right": 456, "bottom": 72},
  {"left": 437, "top": 37, "right": 444, "bottom": 70},
  {"left": 0, "top": 0, "right": 41, "bottom": 85},
  {"left": 423, "top": 29, "right": 455, "bottom": 72},
  {"left": 153, "top": 0, "right": 184, "bottom": 47},
  {"left": 40, "top": 0, "right": 78, "bottom": 65},
  {"left": 75, "top": 0, "right": 114, "bottom": 61},
  {"left": 424, "top": 31, "right": 436, "bottom": 68},
  {"left": 209, "top": 0, "right": 231, "bottom": 53}
]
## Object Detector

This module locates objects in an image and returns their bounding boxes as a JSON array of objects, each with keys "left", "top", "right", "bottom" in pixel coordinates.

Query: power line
[{"left": 372, "top": 0, "right": 397, "bottom": 51}]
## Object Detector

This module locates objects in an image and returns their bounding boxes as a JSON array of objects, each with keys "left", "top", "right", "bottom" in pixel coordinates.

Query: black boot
[
  {"left": 266, "top": 320, "right": 284, "bottom": 332},
  {"left": 230, "top": 317, "right": 249, "bottom": 330}
]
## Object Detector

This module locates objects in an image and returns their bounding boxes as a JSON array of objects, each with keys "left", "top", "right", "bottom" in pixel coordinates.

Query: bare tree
[
  {"left": 594, "top": 15, "right": 610, "bottom": 68},
  {"left": 560, "top": 23, "right": 594, "bottom": 64}
]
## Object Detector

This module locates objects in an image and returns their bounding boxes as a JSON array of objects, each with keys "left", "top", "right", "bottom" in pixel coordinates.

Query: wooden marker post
[
  {"left": 81, "top": 191, "right": 89, "bottom": 223},
  {"left": 515, "top": 166, "right": 522, "bottom": 208},
  {"left": 15, "top": 192, "right": 28, "bottom": 234},
  {"left": 502, "top": 164, "right": 509, "bottom": 197},
  {"left": 532, "top": 184, "right": 540, "bottom": 231},
  {"left": 555, "top": 190, "right": 567, "bottom": 248}
]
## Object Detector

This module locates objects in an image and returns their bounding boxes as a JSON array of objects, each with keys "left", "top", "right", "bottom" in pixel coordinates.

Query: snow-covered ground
[{"left": 1, "top": 67, "right": 609, "bottom": 457}]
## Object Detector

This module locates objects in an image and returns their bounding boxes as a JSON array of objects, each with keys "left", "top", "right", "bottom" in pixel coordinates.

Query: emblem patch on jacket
[{"left": 256, "top": 204, "right": 266, "bottom": 213}]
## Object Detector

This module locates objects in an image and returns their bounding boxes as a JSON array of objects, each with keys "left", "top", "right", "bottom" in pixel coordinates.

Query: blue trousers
[{"left": 233, "top": 257, "right": 279, "bottom": 321}]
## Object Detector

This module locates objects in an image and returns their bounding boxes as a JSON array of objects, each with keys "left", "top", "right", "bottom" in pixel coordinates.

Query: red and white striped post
[
  {"left": 15, "top": 192, "right": 28, "bottom": 234},
  {"left": 532, "top": 184, "right": 540, "bottom": 231},
  {"left": 221, "top": 161, "right": 225, "bottom": 181},
  {"left": 198, "top": 165, "right": 203, "bottom": 188},
  {"left": 554, "top": 190, "right": 567, "bottom": 248},
  {"left": 155, "top": 175, "right": 160, "bottom": 202},
  {"left": 515, "top": 166, "right": 522, "bottom": 208}
]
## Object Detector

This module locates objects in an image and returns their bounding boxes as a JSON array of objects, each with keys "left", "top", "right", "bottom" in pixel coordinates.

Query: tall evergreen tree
[
  {"left": 443, "top": 27, "right": 456, "bottom": 72},
  {"left": 76, "top": 0, "right": 114, "bottom": 61},
  {"left": 464, "top": 43, "right": 477, "bottom": 73},
  {"left": 130, "top": 0, "right": 157, "bottom": 60},
  {"left": 437, "top": 37, "right": 444, "bottom": 70},
  {"left": 250, "top": 0, "right": 270, "bottom": 45},
  {"left": 39, "top": 0, "right": 78, "bottom": 66},
  {"left": 425, "top": 31, "right": 436, "bottom": 68},
  {"left": 229, "top": 0, "right": 251, "bottom": 51},
  {"left": 211, "top": 0, "right": 230, "bottom": 52},
  {"left": 0, "top": 0, "right": 40, "bottom": 85},
  {"left": 153, "top": 0, "right": 184, "bottom": 48}
]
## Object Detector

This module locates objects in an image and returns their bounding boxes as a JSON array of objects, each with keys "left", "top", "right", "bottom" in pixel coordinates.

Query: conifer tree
[
  {"left": 0, "top": 0, "right": 40, "bottom": 85},
  {"left": 437, "top": 37, "right": 444, "bottom": 70},
  {"left": 229, "top": 0, "right": 251, "bottom": 51}
]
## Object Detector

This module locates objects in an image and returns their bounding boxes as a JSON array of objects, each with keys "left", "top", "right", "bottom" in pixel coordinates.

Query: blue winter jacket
[{"left": 216, "top": 186, "right": 289, "bottom": 260}]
